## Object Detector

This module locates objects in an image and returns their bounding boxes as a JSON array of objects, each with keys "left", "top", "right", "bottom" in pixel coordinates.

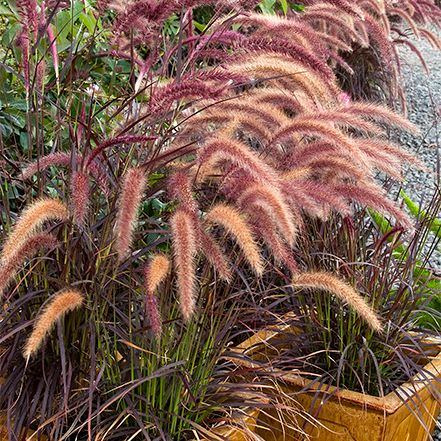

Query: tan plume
[
  {"left": 205, "top": 204, "right": 263, "bottom": 276},
  {"left": 292, "top": 272, "right": 382, "bottom": 332},
  {"left": 1, "top": 198, "right": 68, "bottom": 265},
  {"left": 23, "top": 289, "right": 84, "bottom": 359}
]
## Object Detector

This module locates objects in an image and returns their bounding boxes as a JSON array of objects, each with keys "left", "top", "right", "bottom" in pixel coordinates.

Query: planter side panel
[
  {"left": 384, "top": 384, "right": 440, "bottom": 441},
  {"left": 254, "top": 391, "right": 386, "bottom": 441},
  {"left": 255, "top": 386, "right": 440, "bottom": 441}
]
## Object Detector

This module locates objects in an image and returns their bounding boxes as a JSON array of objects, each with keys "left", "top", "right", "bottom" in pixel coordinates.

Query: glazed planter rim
[{"left": 229, "top": 317, "right": 441, "bottom": 415}]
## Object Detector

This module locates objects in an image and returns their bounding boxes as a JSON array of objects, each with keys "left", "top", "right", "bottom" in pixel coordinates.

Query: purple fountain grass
[
  {"left": 270, "top": 118, "right": 362, "bottom": 160},
  {"left": 23, "top": 289, "right": 83, "bottom": 359},
  {"left": 143, "top": 254, "right": 170, "bottom": 337},
  {"left": 115, "top": 167, "right": 147, "bottom": 260},
  {"left": 20, "top": 152, "right": 71, "bottom": 180},
  {"left": 248, "top": 206, "right": 299, "bottom": 274},
  {"left": 336, "top": 102, "right": 419, "bottom": 133},
  {"left": 237, "top": 36, "right": 335, "bottom": 83},
  {"left": 336, "top": 182, "right": 413, "bottom": 231},
  {"left": 303, "top": 8, "right": 364, "bottom": 46},
  {"left": 354, "top": 139, "right": 426, "bottom": 170},
  {"left": 0, "top": 233, "right": 59, "bottom": 299},
  {"left": 16, "top": 0, "right": 38, "bottom": 38},
  {"left": 282, "top": 180, "right": 352, "bottom": 219},
  {"left": 292, "top": 272, "right": 382, "bottom": 332},
  {"left": 16, "top": 31, "right": 30, "bottom": 93},
  {"left": 299, "top": 110, "right": 385, "bottom": 136},
  {"left": 305, "top": 0, "right": 365, "bottom": 17},
  {"left": 21, "top": 152, "right": 111, "bottom": 195},
  {"left": 418, "top": 28, "right": 441, "bottom": 51},
  {"left": 237, "top": 184, "right": 297, "bottom": 246},
  {"left": 168, "top": 170, "right": 198, "bottom": 214},
  {"left": 70, "top": 171, "right": 90, "bottom": 227},
  {"left": 46, "top": 23, "right": 59, "bottom": 81},
  {"left": 86, "top": 135, "right": 157, "bottom": 167},
  {"left": 197, "top": 228, "right": 232, "bottom": 282},
  {"left": 0, "top": 198, "right": 68, "bottom": 265},
  {"left": 148, "top": 78, "right": 227, "bottom": 117},
  {"left": 39, "top": 0, "right": 59, "bottom": 82},
  {"left": 170, "top": 209, "right": 197, "bottom": 322},
  {"left": 205, "top": 203, "right": 264, "bottom": 276},
  {"left": 228, "top": 54, "right": 339, "bottom": 102},
  {"left": 298, "top": 157, "right": 365, "bottom": 181},
  {"left": 197, "top": 137, "right": 278, "bottom": 185}
]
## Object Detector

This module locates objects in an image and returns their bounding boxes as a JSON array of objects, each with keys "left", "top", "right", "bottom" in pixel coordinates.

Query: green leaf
[
  {"left": 19, "top": 131, "right": 28, "bottom": 150},
  {"left": 193, "top": 20, "right": 206, "bottom": 32},
  {"left": 0, "top": 4, "right": 14, "bottom": 15},
  {"left": 400, "top": 189, "right": 441, "bottom": 238},
  {"left": 79, "top": 12, "right": 97, "bottom": 34},
  {"left": 258, "top": 0, "right": 276, "bottom": 14},
  {"left": 279, "top": 0, "right": 288, "bottom": 15},
  {"left": 293, "top": 3, "right": 305, "bottom": 12},
  {"left": 0, "top": 122, "right": 13, "bottom": 138}
]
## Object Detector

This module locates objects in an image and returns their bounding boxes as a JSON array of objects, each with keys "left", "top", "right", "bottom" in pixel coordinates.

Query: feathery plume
[
  {"left": 171, "top": 209, "right": 197, "bottom": 322},
  {"left": 21, "top": 152, "right": 70, "bottom": 180},
  {"left": 338, "top": 102, "right": 419, "bottom": 133},
  {"left": 198, "top": 138, "right": 278, "bottom": 184},
  {"left": 143, "top": 254, "right": 170, "bottom": 337},
  {"left": 115, "top": 167, "right": 147, "bottom": 260},
  {"left": 238, "top": 184, "right": 297, "bottom": 245},
  {"left": 198, "top": 228, "right": 232, "bottom": 281},
  {"left": 16, "top": 0, "right": 38, "bottom": 37},
  {"left": 145, "top": 254, "right": 170, "bottom": 294},
  {"left": 86, "top": 135, "right": 156, "bottom": 167},
  {"left": 205, "top": 204, "right": 263, "bottom": 276},
  {"left": 0, "top": 233, "right": 59, "bottom": 298},
  {"left": 46, "top": 23, "right": 59, "bottom": 82},
  {"left": 249, "top": 207, "right": 299, "bottom": 274},
  {"left": 271, "top": 119, "right": 363, "bottom": 162},
  {"left": 168, "top": 170, "right": 198, "bottom": 213},
  {"left": 70, "top": 171, "right": 89, "bottom": 227},
  {"left": 1, "top": 198, "right": 67, "bottom": 265},
  {"left": 292, "top": 272, "right": 382, "bottom": 332},
  {"left": 336, "top": 182, "right": 413, "bottom": 230},
  {"left": 21, "top": 152, "right": 110, "bottom": 196},
  {"left": 23, "top": 289, "right": 83, "bottom": 359},
  {"left": 355, "top": 139, "right": 425, "bottom": 170},
  {"left": 229, "top": 54, "right": 338, "bottom": 101}
]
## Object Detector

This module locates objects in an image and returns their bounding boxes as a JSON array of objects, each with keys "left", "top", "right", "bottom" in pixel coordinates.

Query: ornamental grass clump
[
  {"left": 0, "top": 0, "right": 440, "bottom": 439},
  {"left": 235, "top": 190, "right": 441, "bottom": 403}
]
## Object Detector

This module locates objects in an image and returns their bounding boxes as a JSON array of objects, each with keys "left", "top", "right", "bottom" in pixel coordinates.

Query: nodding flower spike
[
  {"left": 0, "top": 198, "right": 67, "bottom": 266},
  {"left": 23, "top": 289, "right": 83, "bottom": 359},
  {"left": 143, "top": 254, "right": 170, "bottom": 338},
  {"left": 205, "top": 204, "right": 264, "bottom": 276},
  {"left": 71, "top": 171, "right": 90, "bottom": 227},
  {"left": 170, "top": 210, "right": 197, "bottom": 322},
  {"left": 292, "top": 272, "right": 382, "bottom": 332},
  {"left": 115, "top": 167, "right": 147, "bottom": 260},
  {"left": 0, "top": 233, "right": 59, "bottom": 299}
]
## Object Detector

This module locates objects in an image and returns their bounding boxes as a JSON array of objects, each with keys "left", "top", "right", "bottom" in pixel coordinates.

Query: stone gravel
[
  {"left": 394, "top": 27, "right": 441, "bottom": 440},
  {"left": 395, "top": 27, "right": 441, "bottom": 270}
]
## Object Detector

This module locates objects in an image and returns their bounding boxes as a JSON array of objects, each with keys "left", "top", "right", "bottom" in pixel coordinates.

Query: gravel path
[
  {"left": 396, "top": 27, "right": 441, "bottom": 270},
  {"left": 395, "top": 26, "right": 441, "bottom": 440}
]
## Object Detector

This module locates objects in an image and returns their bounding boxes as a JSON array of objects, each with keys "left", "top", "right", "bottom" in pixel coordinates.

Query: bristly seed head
[
  {"left": 0, "top": 198, "right": 68, "bottom": 266},
  {"left": 115, "top": 167, "right": 147, "bottom": 261},
  {"left": 170, "top": 209, "right": 197, "bottom": 322},
  {"left": 23, "top": 289, "right": 83, "bottom": 359},
  {"left": 292, "top": 272, "right": 382, "bottom": 332}
]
